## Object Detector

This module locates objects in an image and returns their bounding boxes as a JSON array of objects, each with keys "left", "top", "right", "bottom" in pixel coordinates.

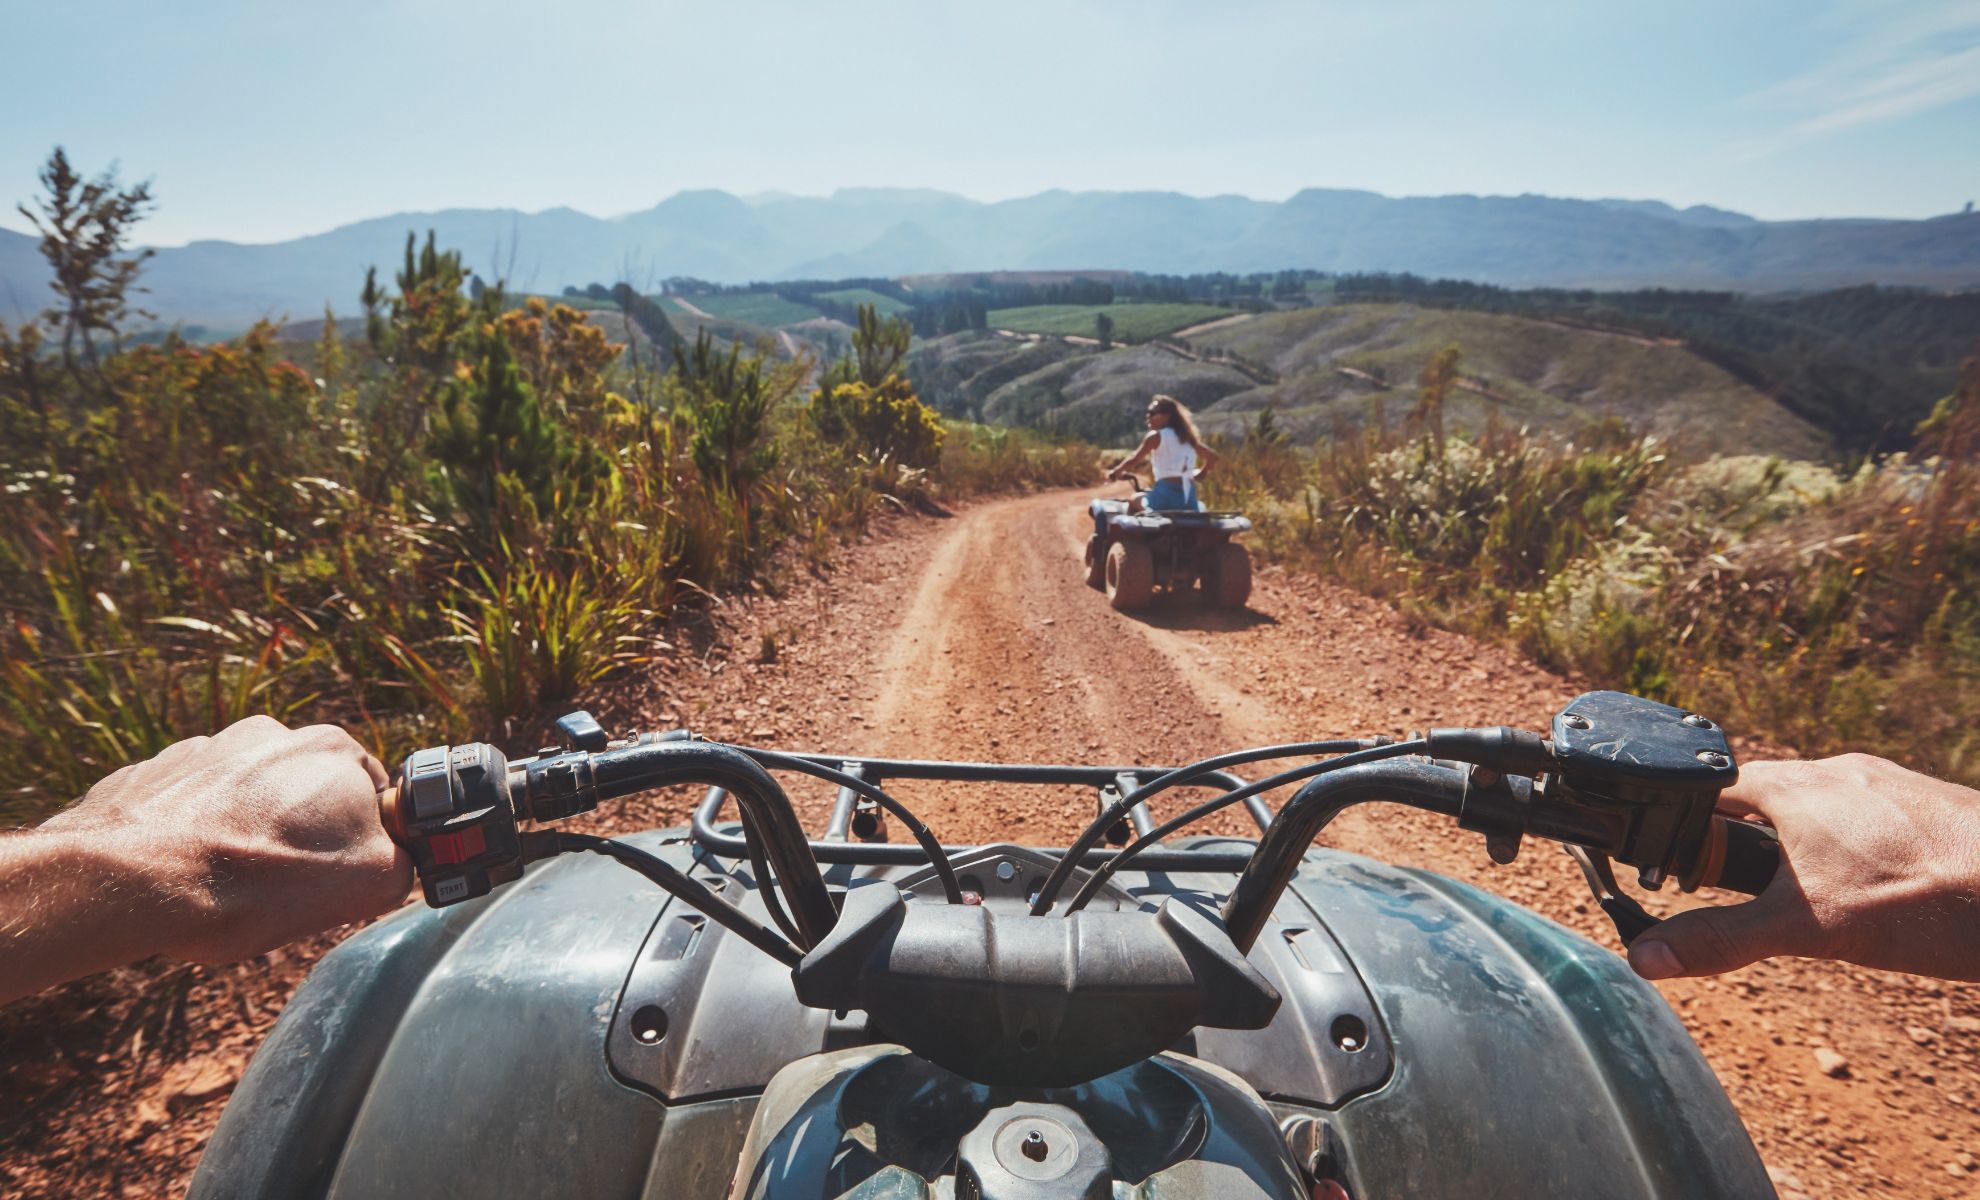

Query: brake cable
[
  {"left": 541, "top": 832, "right": 803, "bottom": 967},
  {"left": 732, "top": 745, "right": 965, "bottom": 905},
  {"left": 1062, "top": 740, "right": 1428, "bottom": 913},
  {"left": 1032, "top": 739, "right": 1370, "bottom": 914}
]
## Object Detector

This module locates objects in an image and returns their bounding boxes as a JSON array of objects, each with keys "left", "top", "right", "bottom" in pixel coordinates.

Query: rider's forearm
[{"left": 0, "top": 826, "right": 206, "bottom": 1004}]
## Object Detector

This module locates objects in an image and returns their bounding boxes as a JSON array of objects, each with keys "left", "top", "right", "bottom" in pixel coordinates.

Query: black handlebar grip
[{"left": 1705, "top": 818, "right": 1782, "bottom": 896}]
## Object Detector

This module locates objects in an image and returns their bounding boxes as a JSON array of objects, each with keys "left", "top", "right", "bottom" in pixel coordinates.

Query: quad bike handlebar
[{"left": 375, "top": 691, "right": 1779, "bottom": 1086}]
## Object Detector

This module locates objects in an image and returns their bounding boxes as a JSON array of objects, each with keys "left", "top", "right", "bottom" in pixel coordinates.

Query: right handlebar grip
[{"left": 1704, "top": 818, "right": 1781, "bottom": 896}]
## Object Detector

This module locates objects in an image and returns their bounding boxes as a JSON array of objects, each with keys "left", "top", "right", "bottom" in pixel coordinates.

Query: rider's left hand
[{"left": 2, "top": 717, "right": 413, "bottom": 1004}]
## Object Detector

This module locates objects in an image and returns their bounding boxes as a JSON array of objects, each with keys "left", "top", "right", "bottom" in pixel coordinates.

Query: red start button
[{"left": 430, "top": 825, "right": 489, "bottom": 865}]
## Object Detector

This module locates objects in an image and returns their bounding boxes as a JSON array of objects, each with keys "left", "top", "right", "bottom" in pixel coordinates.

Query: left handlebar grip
[{"left": 387, "top": 743, "right": 527, "bottom": 907}]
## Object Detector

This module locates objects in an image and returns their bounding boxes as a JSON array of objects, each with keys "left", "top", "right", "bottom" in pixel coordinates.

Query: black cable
[
  {"left": 1062, "top": 741, "right": 1428, "bottom": 913},
  {"left": 558, "top": 833, "right": 803, "bottom": 967},
  {"left": 732, "top": 745, "right": 965, "bottom": 905},
  {"left": 1030, "top": 738, "right": 1368, "bottom": 914},
  {"left": 734, "top": 803, "right": 805, "bottom": 946}
]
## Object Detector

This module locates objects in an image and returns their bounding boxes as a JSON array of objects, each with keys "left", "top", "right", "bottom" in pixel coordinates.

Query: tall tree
[{"left": 17, "top": 148, "right": 156, "bottom": 371}]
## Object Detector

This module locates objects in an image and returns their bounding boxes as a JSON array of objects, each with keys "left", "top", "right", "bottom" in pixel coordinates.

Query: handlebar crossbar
[{"left": 691, "top": 755, "right": 1266, "bottom": 873}]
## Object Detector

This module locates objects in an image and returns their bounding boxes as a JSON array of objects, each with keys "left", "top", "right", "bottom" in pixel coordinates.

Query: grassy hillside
[
  {"left": 1329, "top": 276, "right": 1980, "bottom": 453},
  {"left": 909, "top": 332, "right": 1258, "bottom": 441},
  {"left": 674, "top": 292, "right": 822, "bottom": 326},
  {"left": 911, "top": 305, "right": 1833, "bottom": 457},
  {"left": 1191, "top": 304, "right": 1830, "bottom": 457},
  {"left": 986, "top": 302, "right": 1231, "bottom": 341},
  {"left": 818, "top": 287, "right": 911, "bottom": 316}
]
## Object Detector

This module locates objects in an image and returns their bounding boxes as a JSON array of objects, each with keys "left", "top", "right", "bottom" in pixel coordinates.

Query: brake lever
[{"left": 1563, "top": 844, "right": 1660, "bottom": 945}]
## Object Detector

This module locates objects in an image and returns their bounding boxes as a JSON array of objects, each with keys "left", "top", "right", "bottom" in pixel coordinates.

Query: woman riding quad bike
[
  {"left": 189, "top": 692, "right": 1790, "bottom": 1199},
  {"left": 1084, "top": 394, "right": 1252, "bottom": 612},
  {"left": 1108, "top": 394, "right": 1219, "bottom": 514}
]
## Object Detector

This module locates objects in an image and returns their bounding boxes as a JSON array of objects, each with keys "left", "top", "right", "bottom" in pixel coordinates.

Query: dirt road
[
  {"left": 634, "top": 488, "right": 1980, "bottom": 1200},
  {"left": 6, "top": 489, "right": 1978, "bottom": 1198}
]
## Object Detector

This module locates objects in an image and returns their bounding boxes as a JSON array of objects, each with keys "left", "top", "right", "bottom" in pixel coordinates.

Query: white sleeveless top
[{"left": 1150, "top": 427, "right": 1197, "bottom": 480}]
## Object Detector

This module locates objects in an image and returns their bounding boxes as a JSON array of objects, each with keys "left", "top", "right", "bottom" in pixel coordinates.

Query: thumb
[{"left": 1628, "top": 894, "right": 1797, "bottom": 980}]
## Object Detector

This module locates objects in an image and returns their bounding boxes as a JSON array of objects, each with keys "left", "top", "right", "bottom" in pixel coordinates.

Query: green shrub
[{"left": 811, "top": 377, "right": 945, "bottom": 469}]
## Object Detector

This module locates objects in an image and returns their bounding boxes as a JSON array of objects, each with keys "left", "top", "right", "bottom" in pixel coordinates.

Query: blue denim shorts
[{"left": 1144, "top": 476, "right": 1197, "bottom": 511}]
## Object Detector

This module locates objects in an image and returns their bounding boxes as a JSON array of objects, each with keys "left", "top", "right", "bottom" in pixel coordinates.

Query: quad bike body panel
[{"left": 192, "top": 828, "right": 1772, "bottom": 1199}]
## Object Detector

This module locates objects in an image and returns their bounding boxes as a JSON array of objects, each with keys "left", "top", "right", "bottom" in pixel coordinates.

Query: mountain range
[{"left": 3, "top": 187, "right": 1975, "bottom": 328}]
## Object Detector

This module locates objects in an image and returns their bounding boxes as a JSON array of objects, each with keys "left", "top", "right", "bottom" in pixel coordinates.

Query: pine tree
[{"left": 17, "top": 148, "right": 156, "bottom": 372}]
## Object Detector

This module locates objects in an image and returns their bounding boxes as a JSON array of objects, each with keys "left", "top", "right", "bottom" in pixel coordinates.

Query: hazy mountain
[
  {"left": 1592, "top": 199, "right": 1759, "bottom": 228},
  {"left": 2, "top": 187, "right": 1974, "bottom": 328}
]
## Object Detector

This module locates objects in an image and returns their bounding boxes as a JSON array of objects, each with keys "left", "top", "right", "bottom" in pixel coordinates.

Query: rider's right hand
[{"left": 1629, "top": 754, "right": 1980, "bottom": 983}]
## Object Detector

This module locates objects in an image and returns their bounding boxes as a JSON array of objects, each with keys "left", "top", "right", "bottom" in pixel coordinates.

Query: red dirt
[{"left": 4, "top": 489, "right": 1978, "bottom": 1197}]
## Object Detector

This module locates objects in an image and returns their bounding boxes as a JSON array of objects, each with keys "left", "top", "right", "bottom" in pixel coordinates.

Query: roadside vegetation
[
  {"left": 1206, "top": 349, "right": 1980, "bottom": 785},
  {"left": 0, "top": 154, "right": 1097, "bottom": 823}
]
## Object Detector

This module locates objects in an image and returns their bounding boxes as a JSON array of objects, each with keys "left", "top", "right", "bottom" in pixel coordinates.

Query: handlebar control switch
[
  {"left": 1546, "top": 692, "right": 1738, "bottom": 891},
  {"left": 553, "top": 710, "right": 609, "bottom": 752},
  {"left": 388, "top": 742, "right": 524, "bottom": 908}
]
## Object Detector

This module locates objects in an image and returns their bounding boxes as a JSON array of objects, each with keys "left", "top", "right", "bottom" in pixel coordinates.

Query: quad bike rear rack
[
  {"left": 1103, "top": 510, "right": 1252, "bottom": 535},
  {"left": 692, "top": 755, "right": 1271, "bottom": 871}
]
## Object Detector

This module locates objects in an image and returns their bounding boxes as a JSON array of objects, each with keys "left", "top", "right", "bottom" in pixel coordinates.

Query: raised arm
[{"left": 1108, "top": 431, "right": 1162, "bottom": 480}]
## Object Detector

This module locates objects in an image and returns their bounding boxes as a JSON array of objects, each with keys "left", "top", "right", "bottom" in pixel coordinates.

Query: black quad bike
[
  {"left": 192, "top": 692, "right": 1782, "bottom": 1199},
  {"left": 1084, "top": 475, "right": 1253, "bottom": 612}
]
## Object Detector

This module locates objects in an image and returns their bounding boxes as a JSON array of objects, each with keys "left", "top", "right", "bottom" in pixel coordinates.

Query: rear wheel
[
  {"left": 1205, "top": 543, "right": 1252, "bottom": 609},
  {"left": 1105, "top": 541, "right": 1154, "bottom": 611},
  {"left": 1083, "top": 535, "right": 1106, "bottom": 589}
]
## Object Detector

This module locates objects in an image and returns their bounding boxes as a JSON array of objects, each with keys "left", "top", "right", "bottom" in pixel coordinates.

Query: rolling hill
[{"left": 908, "top": 305, "right": 1833, "bottom": 460}]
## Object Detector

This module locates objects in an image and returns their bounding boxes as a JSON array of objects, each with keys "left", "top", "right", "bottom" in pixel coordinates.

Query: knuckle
[
  {"left": 225, "top": 713, "right": 288, "bottom": 740},
  {"left": 296, "top": 722, "right": 358, "bottom": 750}
]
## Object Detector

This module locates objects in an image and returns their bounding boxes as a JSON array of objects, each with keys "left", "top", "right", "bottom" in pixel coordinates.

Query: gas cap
[{"left": 956, "top": 1102, "right": 1110, "bottom": 1199}]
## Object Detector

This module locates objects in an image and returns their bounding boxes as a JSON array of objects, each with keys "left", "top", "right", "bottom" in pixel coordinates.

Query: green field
[
  {"left": 817, "top": 288, "right": 911, "bottom": 316},
  {"left": 985, "top": 303, "right": 1232, "bottom": 341},
  {"left": 672, "top": 292, "right": 822, "bottom": 326}
]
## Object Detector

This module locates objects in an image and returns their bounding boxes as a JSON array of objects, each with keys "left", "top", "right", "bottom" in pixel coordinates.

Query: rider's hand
[
  {"left": 3, "top": 717, "right": 412, "bottom": 1000},
  {"left": 1629, "top": 754, "right": 1980, "bottom": 982}
]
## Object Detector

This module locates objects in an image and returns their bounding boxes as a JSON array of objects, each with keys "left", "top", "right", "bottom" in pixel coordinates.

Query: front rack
[{"left": 692, "top": 755, "right": 1272, "bottom": 872}]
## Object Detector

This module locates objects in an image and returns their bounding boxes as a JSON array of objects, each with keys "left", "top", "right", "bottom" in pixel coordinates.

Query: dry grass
[{"left": 1213, "top": 358, "right": 1980, "bottom": 783}]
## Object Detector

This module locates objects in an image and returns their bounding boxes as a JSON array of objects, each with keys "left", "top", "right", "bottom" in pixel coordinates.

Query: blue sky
[{"left": 3, "top": 0, "right": 1976, "bottom": 246}]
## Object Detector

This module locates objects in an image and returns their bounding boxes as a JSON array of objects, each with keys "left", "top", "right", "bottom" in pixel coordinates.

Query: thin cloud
[
  {"left": 1746, "top": 0, "right": 1980, "bottom": 149},
  {"left": 1797, "top": 42, "right": 1980, "bottom": 133}
]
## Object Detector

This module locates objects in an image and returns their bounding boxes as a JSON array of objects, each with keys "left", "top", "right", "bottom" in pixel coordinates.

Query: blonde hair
[{"left": 1149, "top": 394, "right": 1203, "bottom": 448}]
